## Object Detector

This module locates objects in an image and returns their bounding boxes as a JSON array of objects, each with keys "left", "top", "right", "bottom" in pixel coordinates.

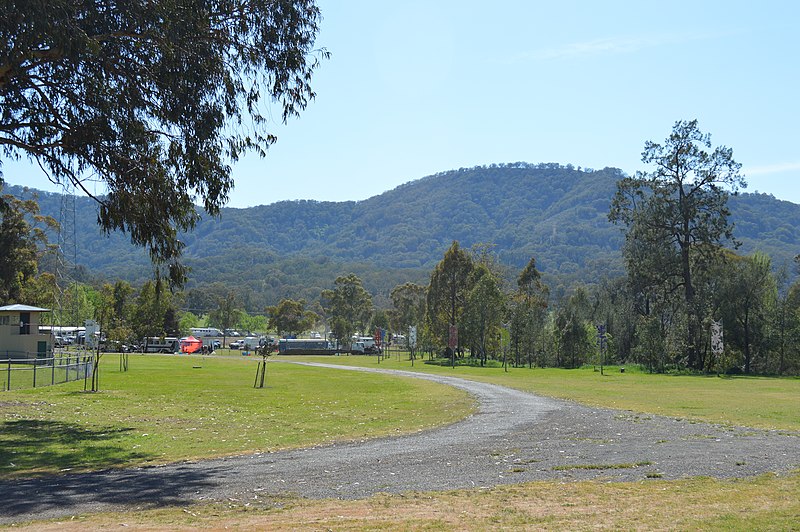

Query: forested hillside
[{"left": 10, "top": 163, "right": 800, "bottom": 310}]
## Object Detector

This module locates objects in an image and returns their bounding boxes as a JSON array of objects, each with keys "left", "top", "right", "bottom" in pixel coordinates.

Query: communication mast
[{"left": 55, "top": 181, "right": 79, "bottom": 337}]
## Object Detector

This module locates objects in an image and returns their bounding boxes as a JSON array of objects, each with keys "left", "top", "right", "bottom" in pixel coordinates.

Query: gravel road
[{"left": 2, "top": 362, "right": 798, "bottom": 524}]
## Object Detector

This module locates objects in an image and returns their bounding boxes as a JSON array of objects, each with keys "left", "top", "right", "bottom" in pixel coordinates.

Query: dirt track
[{"left": 1, "top": 362, "right": 798, "bottom": 525}]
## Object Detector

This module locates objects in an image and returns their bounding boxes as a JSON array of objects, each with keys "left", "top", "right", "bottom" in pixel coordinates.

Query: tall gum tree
[
  {"left": 321, "top": 273, "right": 373, "bottom": 348},
  {"left": 426, "top": 241, "right": 474, "bottom": 357},
  {"left": 511, "top": 257, "right": 549, "bottom": 367},
  {"left": 266, "top": 298, "right": 316, "bottom": 338},
  {"left": 390, "top": 282, "right": 426, "bottom": 333},
  {"left": 609, "top": 120, "right": 745, "bottom": 369},
  {"left": 0, "top": 0, "right": 327, "bottom": 285},
  {"left": 0, "top": 186, "right": 57, "bottom": 303}
]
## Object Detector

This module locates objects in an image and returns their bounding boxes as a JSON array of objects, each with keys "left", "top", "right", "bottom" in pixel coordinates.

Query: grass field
[
  {"left": 4, "top": 351, "right": 799, "bottom": 529},
  {"left": 0, "top": 353, "right": 474, "bottom": 478},
  {"left": 288, "top": 353, "right": 800, "bottom": 431}
]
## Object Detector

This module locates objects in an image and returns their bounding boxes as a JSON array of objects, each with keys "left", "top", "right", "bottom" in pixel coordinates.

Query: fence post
[
  {"left": 52, "top": 356, "right": 55, "bottom": 385},
  {"left": 33, "top": 357, "right": 37, "bottom": 388},
  {"left": 6, "top": 355, "right": 10, "bottom": 391}
]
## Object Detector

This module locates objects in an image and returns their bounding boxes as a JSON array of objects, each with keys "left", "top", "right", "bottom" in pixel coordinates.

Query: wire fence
[{"left": 1, "top": 353, "right": 95, "bottom": 392}]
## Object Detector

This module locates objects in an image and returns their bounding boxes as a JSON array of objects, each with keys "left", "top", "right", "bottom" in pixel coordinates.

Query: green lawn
[
  {"left": 0, "top": 353, "right": 474, "bottom": 478},
  {"left": 285, "top": 353, "right": 800, "bottom": 431},
  {"left": 4, "top": 351, "right": 799, "bottom": 530}
]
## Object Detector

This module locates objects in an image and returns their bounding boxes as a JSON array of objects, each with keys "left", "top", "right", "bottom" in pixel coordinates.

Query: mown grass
[
  {"left": 285, "top": 353, "right": 800, "bottom": 431},
  {"left": 12, "top": 471, "right": 800, "bottom": 530},
  {"left": 4, "top": 352, "right": 799, "bottom": 529},
  {"left": 0, "top": 354, "right": 474, "bottom": 478}
]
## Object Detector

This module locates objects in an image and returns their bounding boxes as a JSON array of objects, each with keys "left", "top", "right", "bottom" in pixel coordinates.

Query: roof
[{"left": 0, "top": 304, "right": 51, "bottom": 312}]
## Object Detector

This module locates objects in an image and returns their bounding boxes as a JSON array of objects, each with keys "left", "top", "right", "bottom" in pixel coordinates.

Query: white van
[
  {"left": 350, "top": 341, "right": 366, "bottom": 354},
  {"left": 242, "top": 336, "right": 263, "bottom": 350}
]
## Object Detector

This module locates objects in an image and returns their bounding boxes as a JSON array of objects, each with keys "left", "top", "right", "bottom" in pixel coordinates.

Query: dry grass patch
[{"left": 12, "top": 472, "right": 800, "bottom": 530}]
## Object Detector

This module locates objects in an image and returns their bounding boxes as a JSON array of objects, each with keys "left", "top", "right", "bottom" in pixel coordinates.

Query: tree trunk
[{"left": 743, "top": 311, "right": 751, "bottom": 374}]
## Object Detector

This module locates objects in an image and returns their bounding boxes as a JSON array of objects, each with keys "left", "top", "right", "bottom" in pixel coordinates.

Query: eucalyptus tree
[
  {"left": 782, "top": 281, "right": 800, "bottom": 375},
  {"left": 426, "top": 241, "right": 474, "bottom": 359},
  {"left": 462, "top": 264, "right": 505, "bottom": 366},
  {"left": 609, "top": 120, "right": 745, "bottom": 369},
  {"left": 0, "top": 0, "right": 326, "bottom": 286},
  {"left": 237, "top": 312, "right": 268, "bottom": 336},
  {"left": 390, "top": 282, "right": 427, "bottom": 334},
  {"left": 370, "top": 309, "right": 390, "bottom": 334},
  {"left": 209, "top": 292, "right": 241, "bottom": 347},
  {"left": 554, "top": 286, "right": 593, "bottom": 368},
  {"left": 321, "top": 274, "right": 373, "bottom": 349},
  {"left": 720, "top": 252, "right": 776, "bottom": 374},
  {"left": 770, "top": 263, "right": 800, "bottom": 376},
  {"left": 510, "top": 257, "right": 549, "bottom": 367},
  {"left": 131, "top": 280, "right": 178, "bottom": 340},
  {"left": 590, "top": 277, "right": 636, "bottom": 365},
  {"left": 266, "top": 298, "right": 316, "bottom": 338},
  {"left": 0, "top": 187, "right": 57, "bottom": 303},
  {"left": 96, "top": 280, "right": 135, "bottom": 348}
]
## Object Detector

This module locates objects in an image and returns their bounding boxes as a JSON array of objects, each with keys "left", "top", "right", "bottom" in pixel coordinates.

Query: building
[{"left": 0, "top": 304, "right": 52, "bottom": 360}]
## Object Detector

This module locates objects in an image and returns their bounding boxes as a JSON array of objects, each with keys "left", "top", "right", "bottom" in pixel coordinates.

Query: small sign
[
  {"left": 448, "top": 325, "right": 458, "bottom": 349},
  {"left": 409, "top": 326, "right": 417, "bottom": 348},
  {"left": 85, "top": 320, "right": 99, "bottom": 349},
  {"left": 596, "top": 324, "right": 607, "bottom": 349},
  {"left": 711, "top": 320, "right": 724, "bottom": 356}
]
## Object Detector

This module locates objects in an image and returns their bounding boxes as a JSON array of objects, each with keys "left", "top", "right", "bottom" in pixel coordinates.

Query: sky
[{"left": 4, "top": 0, "right": 799, "bottom": 207}]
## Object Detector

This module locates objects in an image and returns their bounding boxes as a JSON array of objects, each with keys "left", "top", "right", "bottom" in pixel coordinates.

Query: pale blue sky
[{"left": 4, "top": 0, "right": 799, "bottom": 206}]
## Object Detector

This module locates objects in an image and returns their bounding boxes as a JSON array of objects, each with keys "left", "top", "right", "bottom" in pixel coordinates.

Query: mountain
[{"left": 8, "top": 163, "right": 800, "bottom": 310}]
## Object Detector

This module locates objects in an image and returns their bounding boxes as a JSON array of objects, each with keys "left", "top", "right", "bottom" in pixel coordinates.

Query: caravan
[{"left": 190, "top": 327, "right": 223, "bottom": 337}]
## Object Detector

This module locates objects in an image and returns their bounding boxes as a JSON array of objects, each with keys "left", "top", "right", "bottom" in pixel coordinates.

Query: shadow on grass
[
  {"left": 0, "top": 420, "right": 225, "bottom": 522},
  {"left": 0, "top": 460, "right": 223, "bottom": 523},
  {"left": 0, "top": 419, "right": 149, "bottom": 477}
]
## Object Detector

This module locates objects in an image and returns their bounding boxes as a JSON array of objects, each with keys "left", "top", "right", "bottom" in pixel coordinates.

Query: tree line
[
  {"left": 2, "top": 121, "right": 800, "bottom": 374},
  {"left": 2, "top": 4, "right": 799, "bottom": 374}
]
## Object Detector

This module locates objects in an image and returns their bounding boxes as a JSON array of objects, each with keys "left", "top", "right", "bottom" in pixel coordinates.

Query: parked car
[
  {"left": 53, "top": 335, "right": 66, "bottom": 347},
  {"left": 364, "top": 344, "right": 382, "bottom": 355},
  {"left": 229, "top": 340, "right": 244, "bottom": 350}
]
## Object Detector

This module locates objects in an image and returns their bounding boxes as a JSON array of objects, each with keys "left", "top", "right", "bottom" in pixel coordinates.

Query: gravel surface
[{"left": 2, "top": 362, "right": 798, "bottom": 524}]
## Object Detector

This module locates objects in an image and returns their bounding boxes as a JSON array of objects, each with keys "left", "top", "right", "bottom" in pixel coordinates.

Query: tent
[{"left": 180, "top": 336, "right": 203, "bottom": 354}]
